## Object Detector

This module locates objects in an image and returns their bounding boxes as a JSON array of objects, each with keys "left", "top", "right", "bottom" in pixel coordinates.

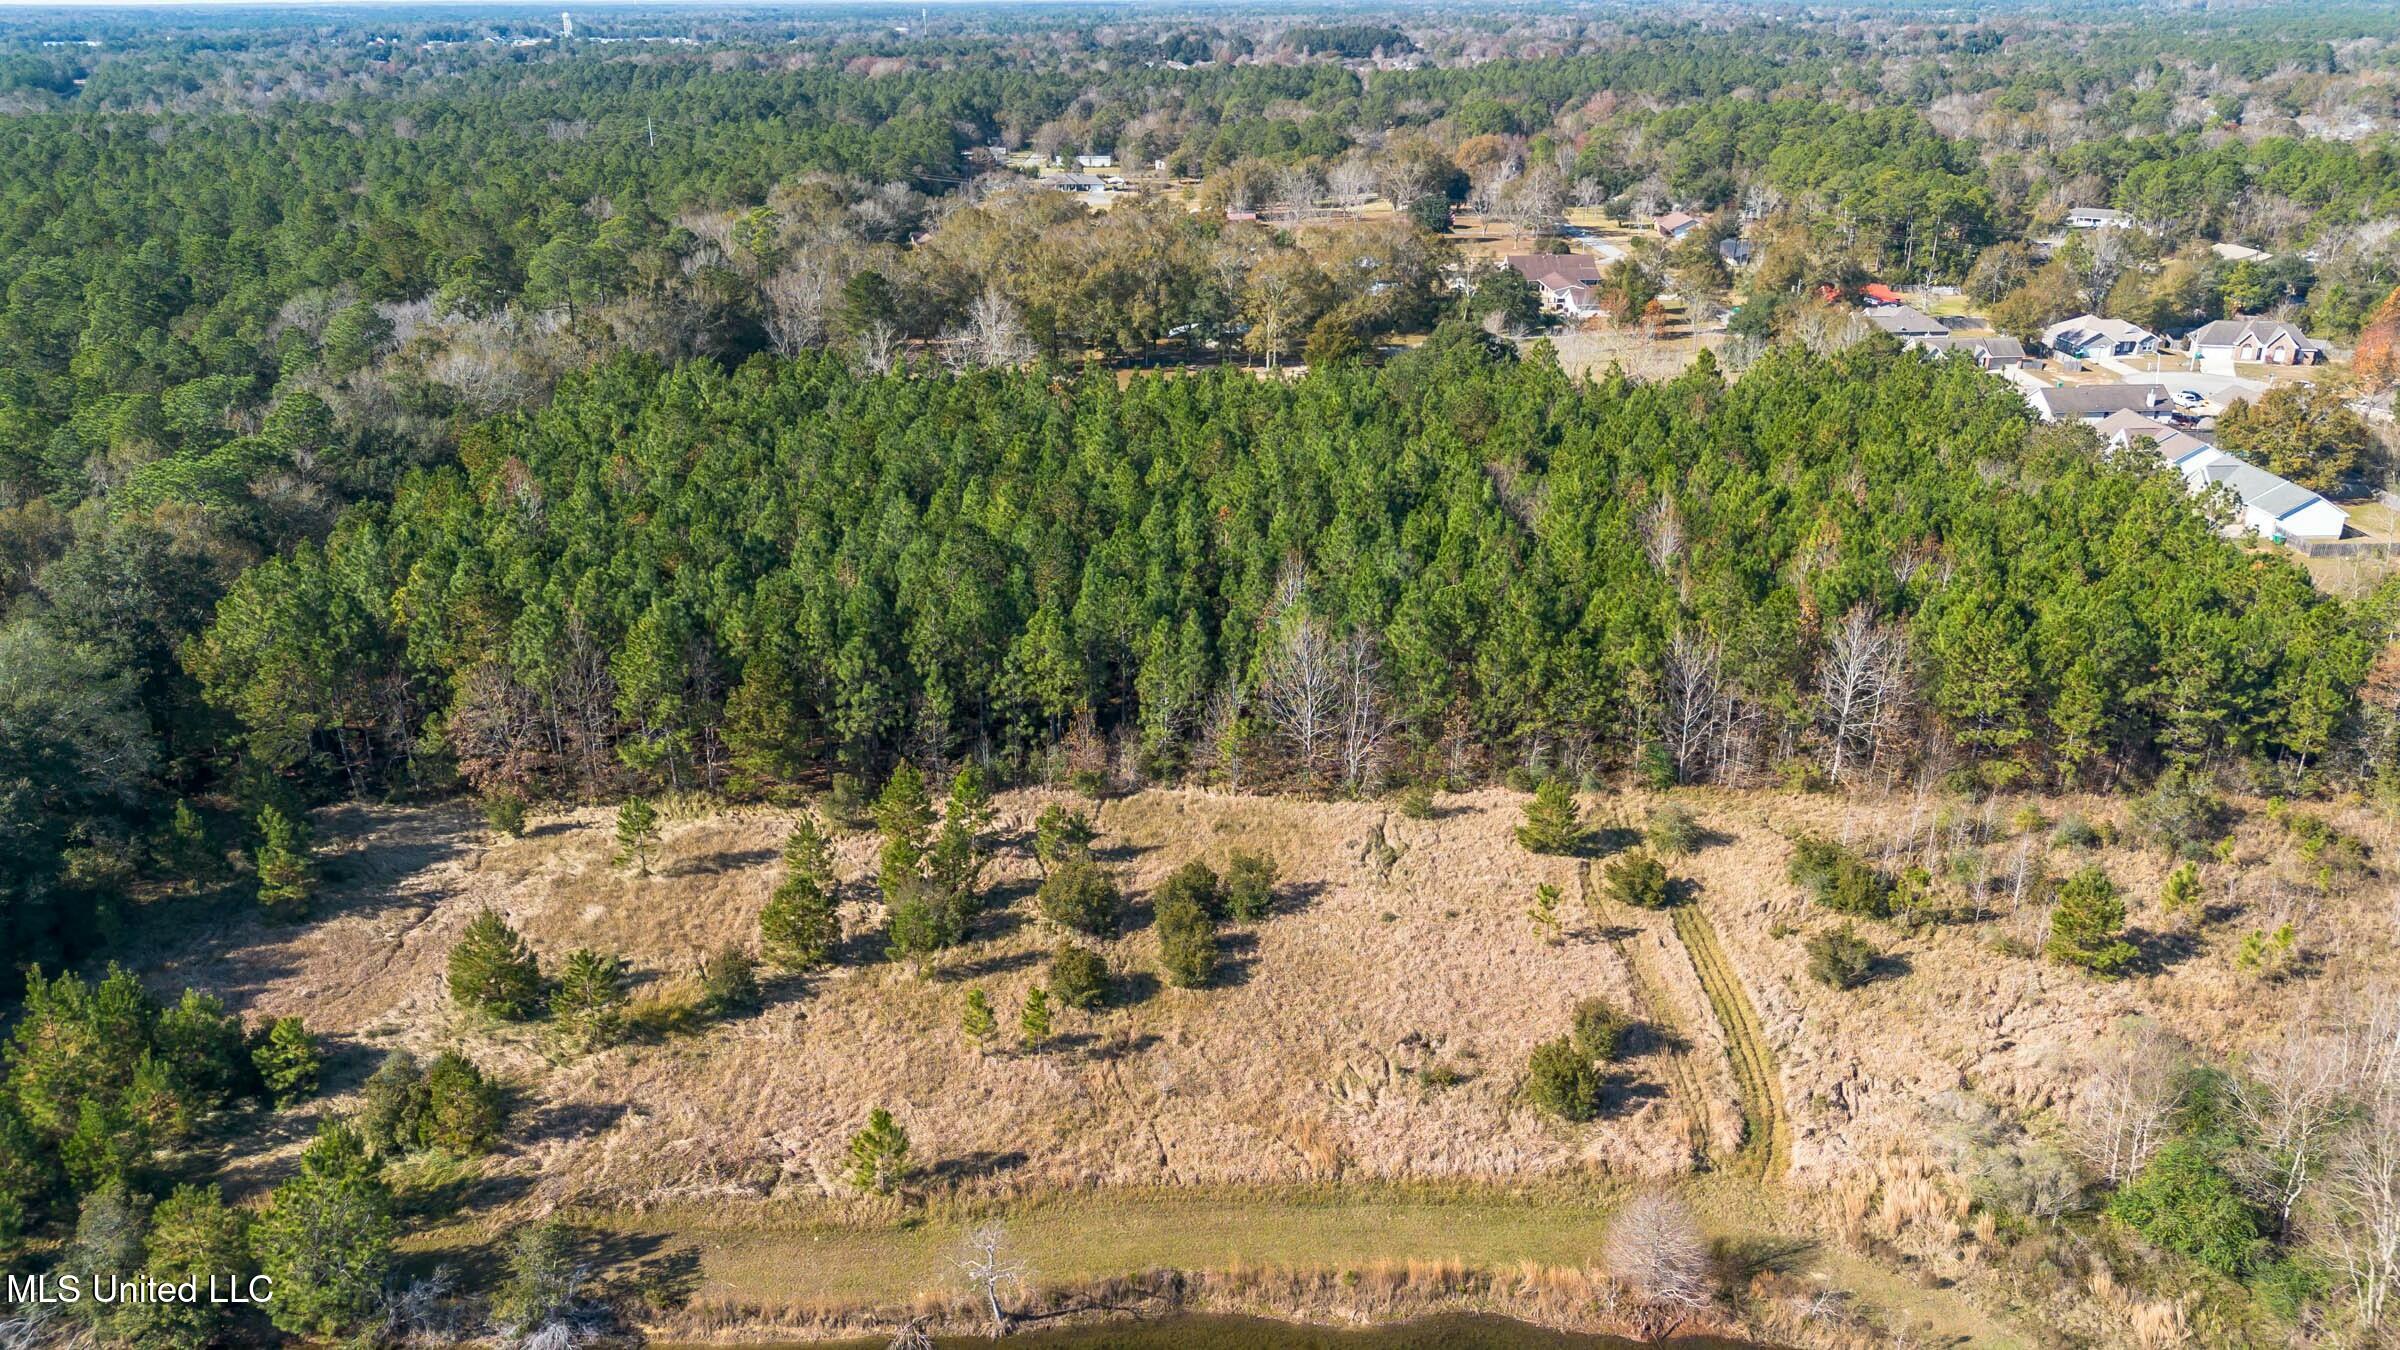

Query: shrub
[
  {"left": 549, "top": 949, "right": 630, "bottom": 1052},
  {"left": 700, "top": 946, "right": 761, "bottom": 1017},
  {"left": 1223, "top": 850, "right": 1279, "bottom": 921},
  {"left": 1644, "top": 803, "right": 1700, "bottom": 855},
  {"left": 826, "top": 772, "right": 871, "bottom": 827},
  {"left": 1157, "top": 860, "right": 1224, "bottom": 920},
  {"left": 1571, "top": 999, "right": 1633, "bottom": 1062},
  {"left": 2130, "top": 766, "right": 2229, "bottom": 858},
  {"left": 417, "top": 1051, "right": 504, "bottom": 1155},
  {"left": 1032, "top": 803, "right": 1097, "bottom": 873},
  {"left": 1050, "top": 943, "right": 1110, "bottom": 1010},
  {"left": 884, "top": 889, "right": 961, "bottom": 974},
  {"left": 1603, "top": 850, "right": 1673, "bottom": 909},
  {"left": 1806, "top": 925, "right": 1880, "bottom": 989},
  {"left": 1528, "top": 883, "right": 1563, "bottom": 943},
  {"left": 254, "top": 804, "right": 314, "bottom": 920},
  {"left": 846, "top": 1108, "right": 912, "bottom": 1194},
  {"left": 1039, "top": 858, "right": 1124, "bottom": 937},
  {"left": 447, "top": 908, "right": 544, "bottom": 1019},
  {"left": 760, "top": 815, "right": 840, "bottom": 971},
  {"left": 1157, "top": 894, "right": 1218, "bottom": 989},
  {"left": 2107, "top": 1139, "right": 2266, "bottom": 1276},
  {"left": 2052, "top": 813, "right": 2101, "bottom": 849},
  {"left": 2047, "top": 866, "right": 2135, "bottom": 976},
  {"left": 250, "top": 1017, "right": 320, "bottom": 1107},
  {"left": 1516, "top": 777, "right": 1584, "bottom": 854},
  {"left": 482, "top": 790, "right": 527, "bottom": 838},
  {"left": 613, "top": 796, "right": 660, "bottom": 874},
  {"left": 491, "top": 1219, "right": 581, "bottom": 1332},
  {"left": 2160, "top": 862, "right": 2203, "bottom": 924},
  {"left": 357, "top": 1051, "right": 424, "bottom": 1158},
  {"left": 1525, "top": 1037, "right": 1601, "bottom": 1122},
  {"left": 1397, "top": 782, "right": 1436, "bottom": 820},
  {"left": 135, "top": 1182, "right": 253, "bottom": 1348},
  {"left": 1787, "top": 836, "right": 1893, "bottom": 918},
  {"left": 0, "top": 1099, "right": 59, "bottom": 1243},
  {"left": 2009, "top": 803, "right": 2047, "bottom": 836}
]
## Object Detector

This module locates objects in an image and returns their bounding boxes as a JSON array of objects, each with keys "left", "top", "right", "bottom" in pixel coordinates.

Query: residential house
[
  {"left": 2023, "top": 383, "right": 2171, "bottom": 423},
  {"left": 1074, "top": 152, "right": 1115, "bottom": 169},
  {"left": 1506, "top": 253, "right": 1613, "bottom": 318},
  {"left": 2209, "top": 242, "right": 2272, "bottom": 264},
  {"left": 1653, "top": 211, "right": 1701, "bottom": 241},
  {"left": 2095, "top": 410, "right": 2347, "bottom": 542},
  {"left": 1908, "top": 334, "right": 2028, "bottom": 372},
  {"left": 1717, "top": 238, "right": 1753, "bottom": 267},
  {"left": 2183, "top": 318, "right": 2328, "bottom": 369},
  {"left": 2041, "top": 314, "right": 2160, "bottom": 360},
  {"left": 2066, "top": 206, "right": 2135, "bottom": 230},
  {"left": 1864, "top": 305, "right": 1948, "bottom": 339},
  {"left": 1044, "top": 173, "right": 1110, "bottom": 203}
]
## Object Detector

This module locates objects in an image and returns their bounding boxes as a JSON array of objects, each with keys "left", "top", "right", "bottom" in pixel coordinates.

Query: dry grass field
[{"left": 126, "top": 780, "right": 2400, "bottom": 1342}]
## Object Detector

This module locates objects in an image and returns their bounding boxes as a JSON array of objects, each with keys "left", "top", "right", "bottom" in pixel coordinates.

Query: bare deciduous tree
[
  {"left": 2234, "top": 1022, "right": 2370, "bottom": 1229},
  {"left": 955, "top": 1221, "right": 1026, "bottom": 1338},
  {"left": 1259, "top": 608, "right": 1339, "bottom": 785},
  {"left": 1604, "top": 1191, "right": 1712, "bottom": 1338},
  {"left": 851, "top": 320, "right": 903, "bottom": 375},
  {"left": 2319, "top": 1087, "right": 2400, "bottom": 1330},
  {"left": 1661, "top": 629, "right": 1723, "bottom": 785},
  {"left": 944, "top": 288, "right": 1034, "bottom": 371},
  {"left": 1817, "top": 606, "right": 1908, "bottom": 786},
  {"left": 2068, "top": 1021, "right": 2186, "bottom": 1186},
  {"left": 1335, "top": 629, "right": 1394, "bottom": 794},
  {"left": 761, "top": 260, "right": 836, "bottom": 356}
]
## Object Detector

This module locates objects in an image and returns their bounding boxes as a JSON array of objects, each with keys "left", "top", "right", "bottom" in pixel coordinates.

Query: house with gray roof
[
  {"left": 2097, "top": 409, "right": 2347, "bottom": 542},
  {"left": 2184, "top": 318, "right": 2328, "bottom": 369}
]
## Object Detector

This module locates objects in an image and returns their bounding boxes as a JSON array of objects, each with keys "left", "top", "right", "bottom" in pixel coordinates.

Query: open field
[{"left": 128, "top": 781, "right": 2400, "bottom": 1341}]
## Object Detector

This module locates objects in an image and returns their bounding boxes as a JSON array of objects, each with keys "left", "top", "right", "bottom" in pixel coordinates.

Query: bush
[
  {"left": 549, "top": 948, "right": 630, "bottom": 1052},
  {"left": 1603, "top": 850, "right": 1672, "bottom": 909},
  {"left": 700, "top": 946, "right": 761, "bottom": 1017},
  {"left": 447, "top": 908, "right": 544, "bottom": 1019},
  {"left": 417, "top": 1051, "right": 504, "bottom": 1155},
  {"left": 1516, "top": 777, "right": 1584, "bottom": 854},
  {"left": 961, "top": 989, "right": 998, "bottom": 1051},
  {"left": 1397, "top": 782, "right": 1436, "bottom": 820},
  {"left": 2107, "top": 1139, "right": 2266, "bottom": 1276},
  {"left": 0, "top": 1099, "right": 59, "bottom": 1243},
  {"left": 1571, "top": 999, "right": 1633, "bottom": 1062},
  {"left": 1033, "top": 803, "right": 1098, "bottom": 872},
  {"left": 1038, "top": 858, "right": 1124, "bottom": 937},
  {"left": 1223, "top": 850, "right": 1279, "bottom": 921},
  {"left": 1018, "top": 985, "right": 1053, "bottom": 1048},
  {"left": 250, "top": 1017, "right": 320, "bottom": 1107},
  {"left": 1806, "top": 925, "right": 1881, "bottom": 989},
  {"left": 2047, "top": 866, "right": 2135, "bottom": 976},
  {"left": 492, "top": 1219, "right": 581, "bottom": 1332},
  {"left": 1050, "top": 943, "right": 1110, "bottom": 1010},
  {"left": 2160, "top": 862, "right": 2203, "bottom": 924},
  {"left": 1157, "top": 860, "right": 1223, "bottom": 920},
  {"left": 1787, "top": 836, "right": 1893, "bottom": 918},
  {"left": 482, "top": 790, "right": 527, "bottom": 838},
  {"left": 254, "top": 1123, "right": 394, "bottom": 1335},
  {"left": 1644, "top": 803, "right": 1701, "bottom": 855},
  {"left": 1525, "top": 1037, "right": 1601, "bottom": 1122},
  {"left": 357, "top": 1051, "right": 424, "bottom": 1158},
  {"left": 2052, "top": 812, "right": 2101, "bottom": 849},
  {"left": 2130, "top": 766, "right": 2229, "bottom": 858},
  {"left": 134, "top": 1182, "right": 253, "bottom": 1348},
  {"left": 153, "top": 990, "right": 250, "bottom": 1110},
  {"left": 826, "top": 772, "right": 871, "bottom": 828},
  {"left": 1157, "top": 894, "right": 1218, "bottom": 989}
]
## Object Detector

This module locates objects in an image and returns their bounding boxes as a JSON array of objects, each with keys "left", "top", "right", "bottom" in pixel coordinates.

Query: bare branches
[
  {"left": 1816, "top": 606, "right": 1910, "bottom": 786},
  {"left": 2067, "top": 1020, "right": 2185, "bottom": 1187},
  {"left": 1604, "top": 1191, "right": 1712, "bottom": 1338},
  {"left": 955, "top": 1221, "right": 1027, "bottom": 1339}
]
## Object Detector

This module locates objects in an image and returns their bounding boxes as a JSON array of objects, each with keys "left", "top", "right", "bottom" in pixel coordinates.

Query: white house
[
  {"left": 2066, "top": 206, "right": 2135, "bottom": 230},
  {"left": 1653, "top": 211, "right": 1702, "bottom": 241},
  {"left": 1075, "top": 152, "right": 1115, "bottom": 170},
  {"left": 2096, "top": 410, "right": 2347, "bottom": 542},
  {"left": 1908, "top": 333, "right": 2028, "bottom": 372},
  {"left": 2042, "top": 314, "right": 2160, "bottom": 360},
  {"left": 2024, "top": 383, "right": 2171, "bottom": 423},
  {"left": 2184, "top": 318, "right": 2328, "bottom": 371}
]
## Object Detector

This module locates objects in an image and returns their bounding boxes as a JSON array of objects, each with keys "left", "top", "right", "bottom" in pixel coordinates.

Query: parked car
[{"left": 2173, "top": 388, "right": 2205, "bottom": 407}]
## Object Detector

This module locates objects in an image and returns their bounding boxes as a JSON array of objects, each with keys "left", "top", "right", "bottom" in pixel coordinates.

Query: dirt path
[
  {"left": 1609, "top": 925, "right": 1715, "bottom": 1167},
  {"left": 1669, "top": 903, "right": 1790, "bottom": 1181}
]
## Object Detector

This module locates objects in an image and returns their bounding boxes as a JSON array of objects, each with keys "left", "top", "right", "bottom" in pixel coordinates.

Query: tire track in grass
[
  {"left": 1670, "top": 901, "right": 1789, "bottom": 1180},
  {"left": 1590, "top": 861, "right": 1716, "bottom": 1165}
]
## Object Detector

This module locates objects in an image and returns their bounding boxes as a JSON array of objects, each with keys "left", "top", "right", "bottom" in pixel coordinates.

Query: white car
[{"left": 2173, "top": 388, "right": 2205, "bottom": 407}]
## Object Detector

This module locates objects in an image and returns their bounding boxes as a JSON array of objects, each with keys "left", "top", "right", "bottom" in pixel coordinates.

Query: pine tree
[
  {"left": 2048, "top": 866, "right": 2136, "bottom": 976},
  {"left": 1156, "top": 894, "right": 1217, "bottom": 988},
  {"left": 1516, "top": 777, "right": 1583, "bottom": 854},
  {"left": 1528, "top": 883, "right": 1563, "bottom": 943},
  {"left": 550, "top": 948, "right": 630, "bottom": 1051},
  {"left": 447, "top": 908, "right": 544, "bottom": 1018},
  {"left": 1018, "top": 986, "right": 1053, "bottom": 1050},
  {"left": 1032, "top": 802, "right": 1097, "bottom": 874},
  {"left": 254, "top": 804, "right": 314, "bottom": 919},
  {"left": 845, "top": 1108, "right": 912, "bottom": 1195},
  {"left": 874, "top": 764, "right": 934, "bottom": 901},
  {"left": 613, "top": 796, "right": 660, "bottom": 875},
  {"left": 416, "top": 1051, "right": 504, "bottom": 1154},
  {"left": 700, "top": 946, "right": 761, "bottom": 1018},
  {"left": 250, "top": 1016, "right": 320, "bottom": 1107},
  {"left": 253, "top": 1123, "right": 394, "bottom": 1335},
  {"left": 961, "top": 988, "right": 998, "bottom": 1052},
  {"left": 483, "top": 789, "right": 527, "bottom": 837},
  {"left": 163, "top": 799, "right": 215, "bottom": 884},
  {"left": 2161, "top": 862, "right": 2203, "bottom": 925},
  {"left": 761, "top": 814, "right": 841, "bottom": 971}
]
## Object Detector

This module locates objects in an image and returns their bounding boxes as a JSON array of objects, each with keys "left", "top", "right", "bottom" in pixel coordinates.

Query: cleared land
[{"left": 129, "top": 782, "right": 2400, "bottom": 1342}]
